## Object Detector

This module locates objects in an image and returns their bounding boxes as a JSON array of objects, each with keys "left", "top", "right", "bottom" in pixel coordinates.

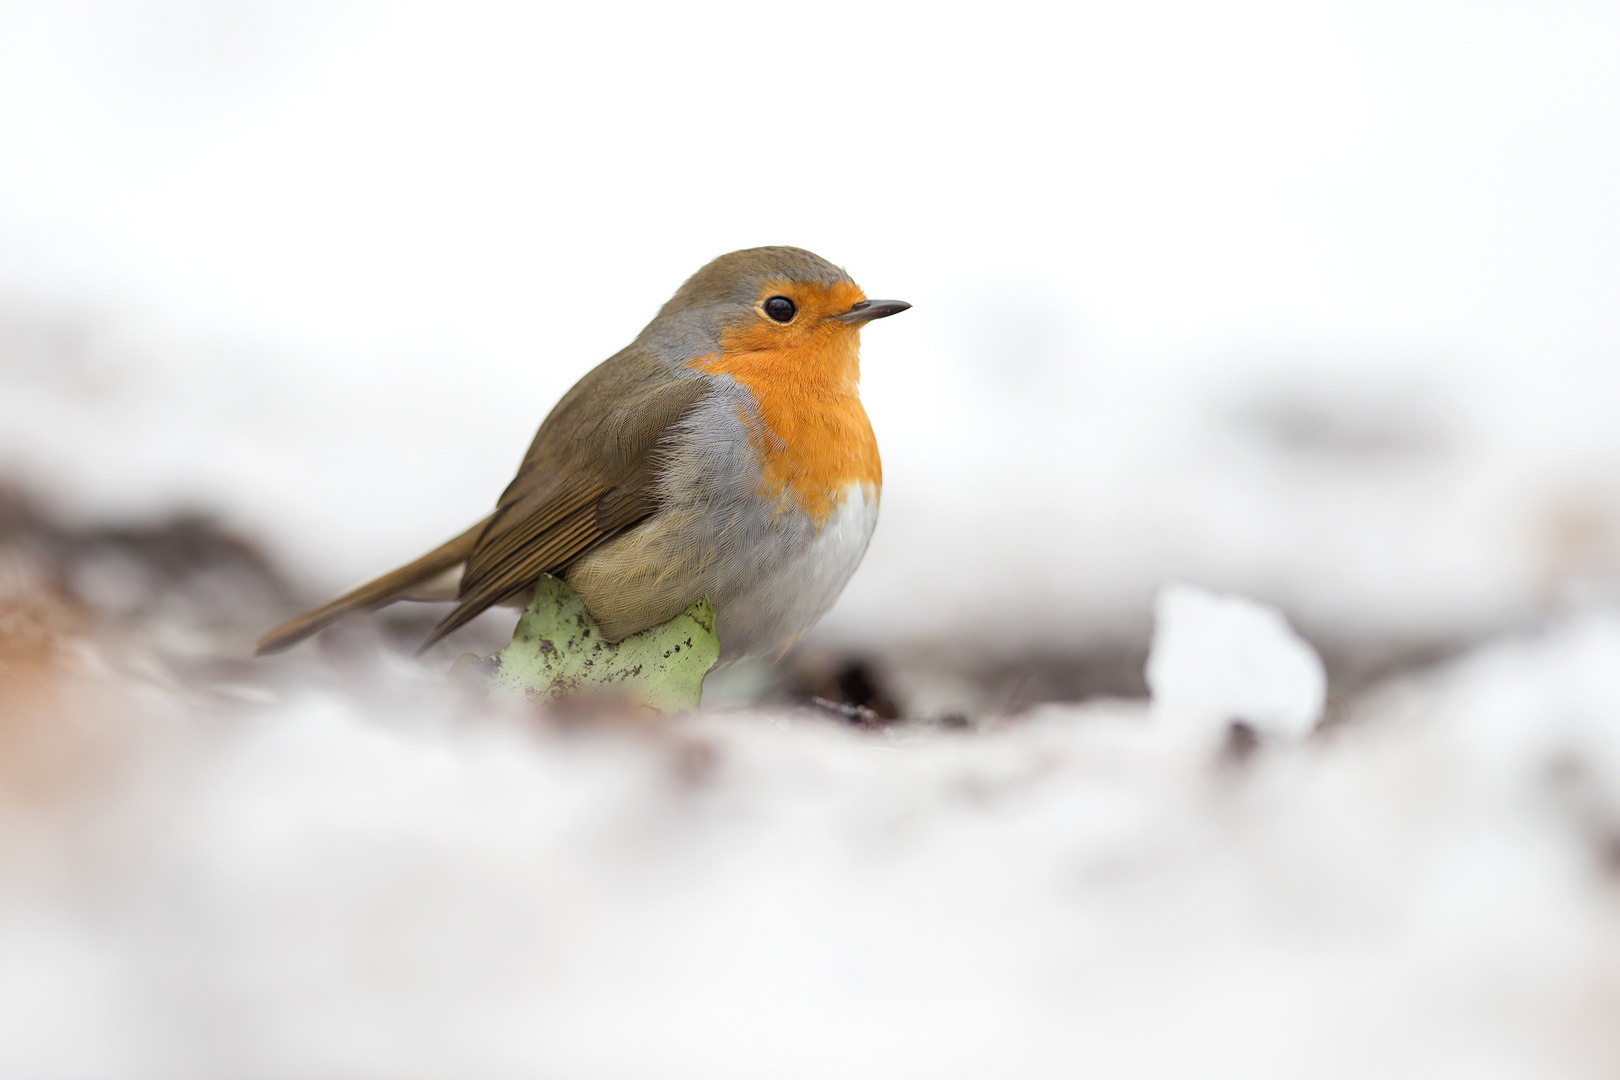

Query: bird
[{"left": 255, "top": 246, "right": 909, "bottom": 663}]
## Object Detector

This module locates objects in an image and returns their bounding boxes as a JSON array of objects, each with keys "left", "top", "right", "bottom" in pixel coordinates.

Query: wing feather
[{"left": 417, "top": 352, "right": 708, "bottom": 651}]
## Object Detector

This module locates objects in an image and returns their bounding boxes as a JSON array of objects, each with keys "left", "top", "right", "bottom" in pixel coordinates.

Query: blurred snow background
[{"left": 2, "top": 0, "right": 1620, "bottom": 1076}]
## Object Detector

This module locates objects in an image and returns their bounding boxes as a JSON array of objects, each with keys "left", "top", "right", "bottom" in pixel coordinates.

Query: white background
[{"left": 3, "top": 0, "right": 1617, "bottom": 649}]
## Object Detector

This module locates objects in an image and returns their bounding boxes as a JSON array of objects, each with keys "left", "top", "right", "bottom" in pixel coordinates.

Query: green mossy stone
[{"left": 450, "top": 574, "right": 719, "bottom": 712}]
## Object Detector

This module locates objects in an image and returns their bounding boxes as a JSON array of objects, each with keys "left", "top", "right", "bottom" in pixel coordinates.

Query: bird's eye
[{"left": 763, "top": 296, "right": 797, "bottom": 323}]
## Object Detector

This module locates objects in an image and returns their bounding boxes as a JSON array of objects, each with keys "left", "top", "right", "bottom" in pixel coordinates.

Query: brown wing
[{"left": 416, "top": 349, "right": 709, "bottom": 651}]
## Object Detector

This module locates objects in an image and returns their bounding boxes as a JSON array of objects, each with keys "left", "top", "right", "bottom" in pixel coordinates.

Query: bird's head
[{"left": 640, "top": 247, "right": 908, "bottom": 391}]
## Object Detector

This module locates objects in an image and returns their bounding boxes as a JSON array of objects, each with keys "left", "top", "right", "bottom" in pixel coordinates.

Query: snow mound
[
  {"left": 2, "top": 609, "right": 1619, "bottom": 1078},
  {"left": 1147, "top": 582, "right": 1328, "bottom": 742}
]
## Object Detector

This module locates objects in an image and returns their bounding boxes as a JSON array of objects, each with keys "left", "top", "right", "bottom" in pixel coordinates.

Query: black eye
[{"left": 763, "top": 296, "right": 796, "bottom": 322}]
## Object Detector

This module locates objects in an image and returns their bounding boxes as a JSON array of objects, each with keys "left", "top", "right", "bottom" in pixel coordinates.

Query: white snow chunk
[{"left": 1146, "top": 582, "right": 1327, "bottom": 741}]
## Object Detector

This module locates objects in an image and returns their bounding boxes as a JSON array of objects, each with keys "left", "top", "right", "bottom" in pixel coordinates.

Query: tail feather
[
  {"left": 415, "top": 581, "right": 534, "bottom": 656},
  {"left": 254, "top": 517, "right": 492, "bottom": 656}
]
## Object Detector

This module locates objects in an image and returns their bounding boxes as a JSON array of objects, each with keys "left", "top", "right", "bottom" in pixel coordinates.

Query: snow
[
  {"left": 2, "top": 612, "right": 1619, "bottom": 1078},
  {"left": 2, "top": 2, "right": 1620, "bottom": 1076},
  {"left": 1147, "top": 583, "right": 1328, "bottom": 742}
]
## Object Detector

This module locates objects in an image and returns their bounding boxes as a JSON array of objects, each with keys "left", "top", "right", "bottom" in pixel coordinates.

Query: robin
[{"left": 256, "top": 246, "right": 908, "bottom": 662}]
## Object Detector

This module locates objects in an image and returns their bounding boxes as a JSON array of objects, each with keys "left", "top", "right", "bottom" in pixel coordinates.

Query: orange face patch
[{"left": 689, "top": 279, "right": 882, "bottom": 525}]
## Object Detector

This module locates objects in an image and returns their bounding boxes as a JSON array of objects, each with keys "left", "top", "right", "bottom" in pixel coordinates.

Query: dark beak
[{"left": 839, "top": 299, "right": 911, "bottom": 325}]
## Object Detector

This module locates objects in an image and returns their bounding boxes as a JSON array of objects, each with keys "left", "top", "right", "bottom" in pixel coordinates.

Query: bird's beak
[{"left": 838, "top": 299, "right": 911, "bottom": 325}]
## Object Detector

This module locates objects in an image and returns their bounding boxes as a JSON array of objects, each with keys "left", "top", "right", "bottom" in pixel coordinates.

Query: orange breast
[{"left": 690, "top": 282, "right": 881, "bottom": 527}]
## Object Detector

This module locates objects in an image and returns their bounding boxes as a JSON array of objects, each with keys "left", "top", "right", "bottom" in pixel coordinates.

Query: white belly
[{"left": 705, "top": 481, "right": 880, "bottom": 660}]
